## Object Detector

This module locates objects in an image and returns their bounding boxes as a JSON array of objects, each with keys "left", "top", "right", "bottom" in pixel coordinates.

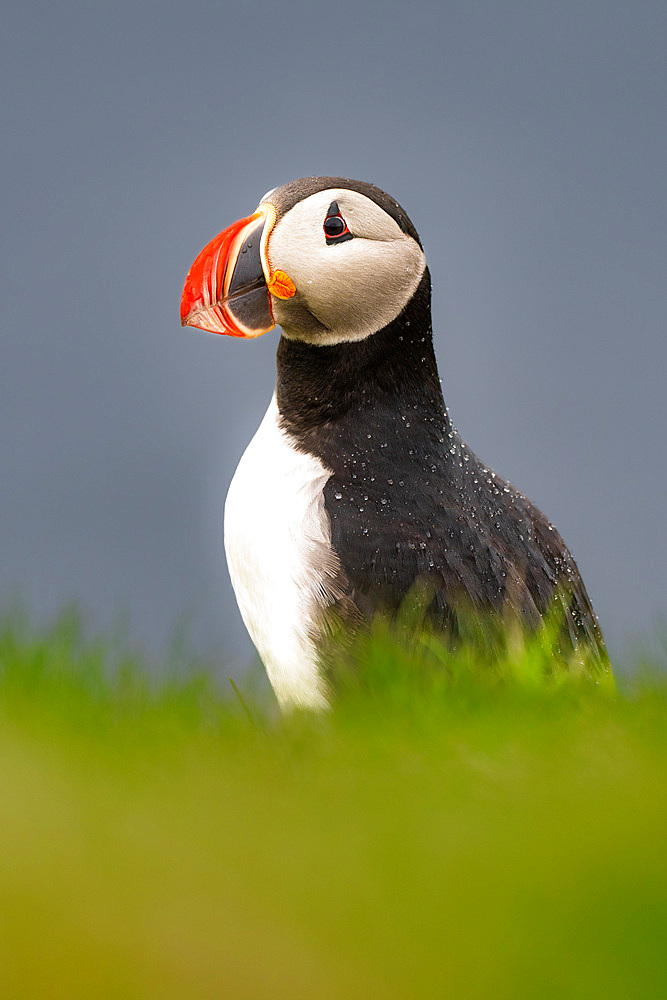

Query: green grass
[{"left": 0, "top": 611, "right": 666, "bottom": 999}]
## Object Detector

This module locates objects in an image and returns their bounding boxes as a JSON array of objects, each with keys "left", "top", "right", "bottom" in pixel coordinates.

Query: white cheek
[
  {"left": 309, "top": 238, "right": 424, "bottom": 325},
  {"left": 266, "top": 187, "right": 427, "bottom": 344},
  {"left": 271, "top": 231, "right": 425, "bottom": 344}
]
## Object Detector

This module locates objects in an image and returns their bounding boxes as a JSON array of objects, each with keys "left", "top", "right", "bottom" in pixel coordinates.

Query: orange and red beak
[{"left": 180, "top": 208, "right": 275, "bottom": 338}]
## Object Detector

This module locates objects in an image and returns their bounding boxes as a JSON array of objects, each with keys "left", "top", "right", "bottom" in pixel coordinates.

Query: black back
[{"left": 276, "top": 270, "right": 606, "bottom": 658}]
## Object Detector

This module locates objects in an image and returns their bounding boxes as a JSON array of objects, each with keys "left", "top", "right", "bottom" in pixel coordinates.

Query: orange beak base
[{"left": 180, "top": 212, "right": 275, "bottom": 338}]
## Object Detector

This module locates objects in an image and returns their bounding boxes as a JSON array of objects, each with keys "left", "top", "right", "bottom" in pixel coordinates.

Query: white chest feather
[{"left": 224, "top": 396, "right": 339, "bottom": 710}]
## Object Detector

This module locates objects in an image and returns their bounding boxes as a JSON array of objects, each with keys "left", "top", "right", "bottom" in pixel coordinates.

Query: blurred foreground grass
[{"left": 0, "top": 611, "right": 666, "bottom": 999}]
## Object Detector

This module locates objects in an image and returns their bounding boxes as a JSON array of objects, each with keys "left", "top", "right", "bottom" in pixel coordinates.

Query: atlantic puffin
[{"left": 181, "top": 177, "right": 606, "bottom": 709}]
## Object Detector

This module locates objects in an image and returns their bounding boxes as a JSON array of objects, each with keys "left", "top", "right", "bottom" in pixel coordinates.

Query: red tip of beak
[{"left": 181, "top": 213, "right": 265, "bottom": 336}]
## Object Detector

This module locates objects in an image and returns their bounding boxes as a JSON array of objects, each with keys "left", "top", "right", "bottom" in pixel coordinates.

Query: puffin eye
[
  {"left": 323, "top": 200, "right": 353, "bottom": 245},
  {"left": 324, "top": 215, "right": 346, "bottom": 237}
]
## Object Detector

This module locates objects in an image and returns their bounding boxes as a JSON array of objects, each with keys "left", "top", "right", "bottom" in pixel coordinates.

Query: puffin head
[{"left": 181, "top": 177, "right": 427, "bottom": 347}]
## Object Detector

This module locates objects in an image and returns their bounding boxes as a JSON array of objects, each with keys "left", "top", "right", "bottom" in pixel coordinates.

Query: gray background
[{"left": 2, "top": 0, "right": 666, "bottom": 672}]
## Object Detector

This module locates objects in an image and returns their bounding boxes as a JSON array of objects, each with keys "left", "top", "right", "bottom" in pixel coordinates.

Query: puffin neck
[{"left": 275, "top": 270, "right": 448, "bottom": 439}]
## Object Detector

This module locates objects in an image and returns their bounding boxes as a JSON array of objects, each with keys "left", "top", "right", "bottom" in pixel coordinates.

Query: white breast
[{"left": 224, "top": 395, "right": 339, "bottom": 710}]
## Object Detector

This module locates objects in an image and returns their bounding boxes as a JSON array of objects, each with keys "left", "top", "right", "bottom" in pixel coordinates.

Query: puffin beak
[{"left": 181, "top": 209, "right": 275, "bottom": 338}]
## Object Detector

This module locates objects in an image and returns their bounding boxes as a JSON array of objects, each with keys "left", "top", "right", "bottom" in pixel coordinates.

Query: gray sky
[{"left": 2, "top": 0, "right": 666, "bottom": 670}]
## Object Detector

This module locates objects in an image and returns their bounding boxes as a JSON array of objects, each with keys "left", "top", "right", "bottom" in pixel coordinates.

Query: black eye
[
  {"left": 324, "top": 215, "right": 346, "bottom": 238},
  {"left": 323, "top": 201, "right": 353, "bottom": 245}
]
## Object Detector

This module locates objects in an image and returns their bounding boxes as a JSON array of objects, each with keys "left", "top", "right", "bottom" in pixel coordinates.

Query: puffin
[{"left": 181, "top": 176, "right": 607, "bottom": 710}]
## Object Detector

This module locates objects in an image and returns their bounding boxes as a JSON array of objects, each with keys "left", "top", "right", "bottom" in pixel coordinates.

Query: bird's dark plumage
[{"left": 277, "top": 268, "right": 604, "bottom": 654}]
